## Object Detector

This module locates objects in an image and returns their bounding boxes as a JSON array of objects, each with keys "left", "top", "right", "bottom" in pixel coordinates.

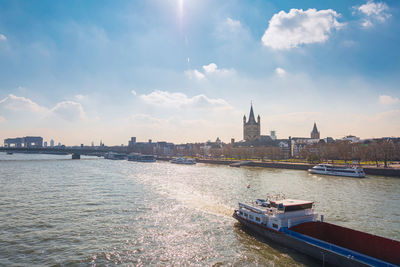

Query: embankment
[{"left": 159, "top": 158, "right": 400, "bottom": 177}]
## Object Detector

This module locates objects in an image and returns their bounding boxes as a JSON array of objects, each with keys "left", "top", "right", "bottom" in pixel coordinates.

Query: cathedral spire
[
  {"left": 311, "top": 122, "right": 320, "bottom": 139},
  {"left": 248, "top": 103, "right": 256, "bottom": 123}
]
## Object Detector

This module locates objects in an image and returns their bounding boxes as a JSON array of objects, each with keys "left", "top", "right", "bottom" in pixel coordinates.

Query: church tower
[
  {"left": 243, "top": 104, "right": 261, "bottom": 142},
  {"left": 311, "top": 122, "right": 320, "bottom": 139}
]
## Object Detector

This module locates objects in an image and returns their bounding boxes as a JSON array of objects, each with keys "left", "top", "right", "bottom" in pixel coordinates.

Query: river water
[{"left": 1, "top": 153, "right": 399, "bottom": 266}]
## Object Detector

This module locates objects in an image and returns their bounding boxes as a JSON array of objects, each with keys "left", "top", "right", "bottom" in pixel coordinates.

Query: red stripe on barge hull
[{"left": 290, "top": 221, "right": 400, "bottom": 266}]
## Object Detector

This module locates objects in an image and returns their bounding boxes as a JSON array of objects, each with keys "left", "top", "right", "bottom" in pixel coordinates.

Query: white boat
[
  {"left": 170, "top": 157, "right": 196, "bottom": 165},
  {"left": 104, "top": 152, "right": 127, "bottom": 160},
  {"left": 235, "top": 198, "right": 318, "bottom": 231},
  {"left": 308, "top": 164, "right": 365, "bottom": 178}
]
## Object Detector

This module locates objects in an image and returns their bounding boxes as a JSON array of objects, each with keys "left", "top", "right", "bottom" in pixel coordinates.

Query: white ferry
[
  {"left": 104, "top": 152, "right": 127, "bottom": 160},
  {"left": 170, "top": 157, "right": 196, "bottom": 165},
  {"left": 233, "top": 197, "right": 400, "bottom": 266},
  {"left": 308, "top": 164, "right": 365, "bottom": 178}
]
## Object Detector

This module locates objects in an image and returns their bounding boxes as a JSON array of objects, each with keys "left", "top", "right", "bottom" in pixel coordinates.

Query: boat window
[
  {"left": 244, "top": 213, "right": 248, "bottom": 217},
  {"left": 249, "top": 215, "right": 254, "bottom": 220},
  {"left": 284, "top": 203, "right": 313, "bottom": 212},
  {"left": 239, "top": 211, "right": 243, "bottom": 215},
  {"left": 256, "top": 217, "right": 260, "bottom": 222},
  {"left": 272, "top": 223, "right": 278, "bottom": 229}
]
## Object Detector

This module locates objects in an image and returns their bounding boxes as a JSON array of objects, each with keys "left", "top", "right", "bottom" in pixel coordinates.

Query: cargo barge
[{"left": 233, "top": 198, "right": 400, "bottom": 266}]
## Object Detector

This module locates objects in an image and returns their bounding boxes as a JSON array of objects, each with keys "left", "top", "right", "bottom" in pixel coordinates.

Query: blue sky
[{"left": 0, "top": 0, "right": 399, "bottom": 145}]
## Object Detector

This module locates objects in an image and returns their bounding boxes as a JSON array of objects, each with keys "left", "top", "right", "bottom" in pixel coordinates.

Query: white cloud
[
  {"left": 355, "top": 1, "right": 390, "bottom": 28},
  {"left": 275, "top": 67, "right": 286, "bottom": 76},
  {"left": 361, "top": 20, "right": 373, "bottom": 28},
  {"left": 0, "top": 94, "right": 46, "bottom": 113},
  {"left": 140, "top": 90, "right": 231, "bottom": 109},
  {"left": 358, "top": 1, "right": 390, "bottom": 20},
  {"left": 262, "top": 8, "right": 344, "bottom": 50},
  {"left": 50, "top": 101, "right": 86, "bottom": 121},
  {"left": 0, "top": 34, "right": 6, "bottom": 41},
  {"left": 202, "top": 63, "right": 234, "bottom": 76},
  {"left": 225, "top": 18, "right": 242, "bottom": 32},
  {"left": 184, "top": 69, "right": 205, "bottom": 80},
  {"left": 131, "top": 90, "right": 137, "bottom": 96},
  {"left": 0, "top": 94, "right": 87, "bottom": 122},
  {"left": 203, "top": 63, "right": 218, "bottom": 73},
  {"left": 379, "top": 95, "right": 399, "bottom": 105}
]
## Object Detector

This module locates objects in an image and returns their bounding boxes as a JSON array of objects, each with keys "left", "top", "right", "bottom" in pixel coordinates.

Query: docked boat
[
  {"left": 127, "top": 153, "right": 141, "bottom": 161},
  {"left": 137, "top": 155, "right": 156, "bottom": 162},
  {"left": 170, "top": 157, "right": 196, "bottom": 165},
  {"left": 308, "top": 164, "right": 365, "bottom": 178},
  {"left": 104, "top": 152, "right": 127, "bottom": 160},
  {"left": 233, "top": 197, "right": 400, "bottom": 267},
  {"left": 6, "top": 152, "right": 13, "bottom": 155}
]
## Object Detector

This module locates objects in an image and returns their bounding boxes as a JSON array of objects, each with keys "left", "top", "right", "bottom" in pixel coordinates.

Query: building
[
  {"left": 311, "top": 122, "right": 320, "bottom": 139},
  {"left": 270, "top": 131, "right": 276, "bottom": 140},
  {"left": 243, "top": 104, "right": 261, "bottom": 142},
  {"left": 128, "top": 137, "right": 136, "bottom": 147},
  {"left": 4, "top": 136, "right": 43, "bottom": 148},
  {"left": 50, "top": 139, "right": 55, "bottom": 147},
  {"left": 342, "top": 135, "right": 360, "bottom": 143}
]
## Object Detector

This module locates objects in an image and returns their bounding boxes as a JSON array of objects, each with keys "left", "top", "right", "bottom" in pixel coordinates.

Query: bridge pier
[{"left": 72, "top": 153, "right": 81, "bottom": 159}]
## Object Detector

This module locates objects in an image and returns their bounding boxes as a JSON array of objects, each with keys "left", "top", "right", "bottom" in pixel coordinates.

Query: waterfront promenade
[{"left": 159, "top": 157, "right": 400, "bottom": 177}]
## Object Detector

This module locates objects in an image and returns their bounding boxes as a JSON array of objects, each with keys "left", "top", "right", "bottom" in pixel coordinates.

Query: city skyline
[{"left": 1, "top": 0, "right": 400, "bottom": 145}]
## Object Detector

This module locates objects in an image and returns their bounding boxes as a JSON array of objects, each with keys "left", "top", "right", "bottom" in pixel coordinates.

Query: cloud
[
  {"left": 131, "top": 90, "right": 137, "bottom": 96},
  {"left": 0, "top": 34, "right": 6, "bottom": 41},
  {"left": 261, "top": 8, "right": 344, "bottom": 50},
  {"left": 379, "top": 95, "right": 399, "bottom": 105},
  {"left": 203, "top": 63, "right": 218, "bottom": 73},
  {"left": 355, "top": 1, "right": 390, "bottom": 28},
  {"left": 0, "top": 115, "right": 5, "bottom": 123},
  {"left": 224, "top": 18, "right": 242, "bottom": 32},
  {"left": 215, "top": 17, "right": 247, "bottom": 40},
  {"left": 185, "top": 63, "right": 234, "bottom": 80},
  {"left": 140, "top": 90, "right": 231, "bottom": 109},
  {"left": 0, "top": 94, "right": 87, "bottom": 122},
  {"left": 0, "top": 94, "right": 46, "bottom": 113},
  {"left": 275, "top": 67, "right": 286, "bottom": 76},
  {"left": 202, "top": 63, "right": 234, "bottom": 75},
  {"left": 50, "top": 101, "right": 86, "bottom": 121},
  {"left": 184, "top": 69, "right": 205, "bottom": 80}
]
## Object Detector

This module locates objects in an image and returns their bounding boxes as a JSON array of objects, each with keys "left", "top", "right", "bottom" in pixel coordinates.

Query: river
[{"left": 1, "top": 153, "right": 399, "bottom": 266}]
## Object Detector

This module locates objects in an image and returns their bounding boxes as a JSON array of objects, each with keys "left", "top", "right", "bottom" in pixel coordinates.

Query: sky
[{"left": 0, "top": 0, "right": 399, "bottom": 145}]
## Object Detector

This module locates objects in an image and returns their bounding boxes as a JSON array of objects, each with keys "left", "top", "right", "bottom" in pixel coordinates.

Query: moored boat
[
  {"left": 308, "top": 164, "right": 365, "bottom": 178},
  {"left": 170, "top": 157, "right": 196, "bottom": 165},
  {"left": 233, "top": 197, "right": 400, "bottom": 266},
  {"left": 104, "top": 152, "right": 127, "bottom": 160},
  {"left": 137, "top": 155, "right": 156, "bottom": 162}
]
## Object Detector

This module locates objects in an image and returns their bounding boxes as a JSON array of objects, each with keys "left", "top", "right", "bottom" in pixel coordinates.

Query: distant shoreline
[{"left": 158, "top": 157, "right": 400, "bottom": 178}]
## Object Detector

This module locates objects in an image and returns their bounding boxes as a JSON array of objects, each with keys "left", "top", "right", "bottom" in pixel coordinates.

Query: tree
[{"left": 380, "top": 139, "right": 395, "bottom": 168}]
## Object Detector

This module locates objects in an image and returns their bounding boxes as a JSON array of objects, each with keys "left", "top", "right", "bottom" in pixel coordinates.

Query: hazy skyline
[{"left": 1, "top": 0, "right": 399, "bottom": 145}]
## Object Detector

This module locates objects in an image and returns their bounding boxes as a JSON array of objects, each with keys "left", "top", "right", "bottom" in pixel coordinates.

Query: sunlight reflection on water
[{"left": 0, "top": 153, "right": 399, "bottom": 266}]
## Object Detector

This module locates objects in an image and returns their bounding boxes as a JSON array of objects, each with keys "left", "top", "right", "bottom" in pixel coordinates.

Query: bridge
[{"left": 0, "top": 147, "right": 127, "bottom": 159}]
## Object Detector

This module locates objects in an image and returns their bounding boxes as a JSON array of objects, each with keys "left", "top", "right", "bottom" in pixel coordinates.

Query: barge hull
[{"left": 233, "top": 212, "right": 371, "bottom": 267}]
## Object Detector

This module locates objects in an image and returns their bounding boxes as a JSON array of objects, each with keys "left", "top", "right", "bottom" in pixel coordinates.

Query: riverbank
[{"left": 158, "top": 157, "right": 400, "bottom": 177}]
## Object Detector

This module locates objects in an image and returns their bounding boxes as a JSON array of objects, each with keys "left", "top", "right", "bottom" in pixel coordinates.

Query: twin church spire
[{"left": 243, "top": 103, "right": 320, "bottom": 142}]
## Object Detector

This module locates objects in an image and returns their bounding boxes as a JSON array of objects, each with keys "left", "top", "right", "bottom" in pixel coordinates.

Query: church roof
[
  {"left": 312, "top": 122, "right": 319, "bottom": 133},
  {"left": 247, "top": 104, "right": 257, "bottom": 124}
]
